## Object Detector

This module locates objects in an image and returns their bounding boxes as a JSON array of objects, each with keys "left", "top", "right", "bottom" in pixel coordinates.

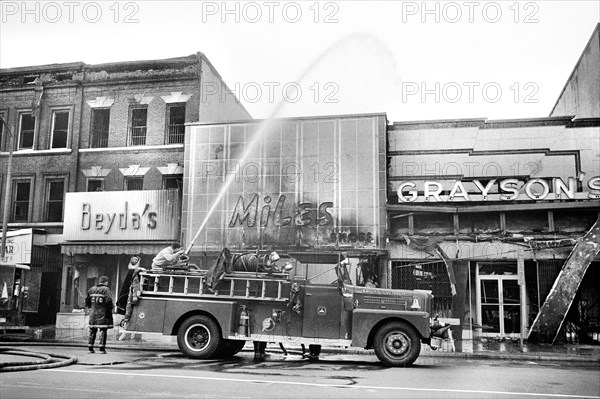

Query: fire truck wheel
[
  {"left": 177, "top": 315, "right": 222, "bottom": 359},
  {"left": 217, "top": 339, "right": 246, "bottom": 358},
  {"left": 373, "top": 321, "right": 420, "bottom": 367}
]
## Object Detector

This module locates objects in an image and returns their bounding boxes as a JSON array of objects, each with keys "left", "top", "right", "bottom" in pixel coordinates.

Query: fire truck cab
[{"left": 123, "top": 255, "right": 434, "bottom": 367}]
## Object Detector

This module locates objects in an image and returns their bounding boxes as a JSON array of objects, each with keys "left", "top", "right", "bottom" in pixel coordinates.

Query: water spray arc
[{"left": 184, "top": 33, "right": 396, "bottom": 255}]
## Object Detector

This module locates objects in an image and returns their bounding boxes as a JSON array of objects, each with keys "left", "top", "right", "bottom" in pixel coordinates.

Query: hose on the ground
[{"left": 0, "top": 347, "right": 77, "bottom": 372}]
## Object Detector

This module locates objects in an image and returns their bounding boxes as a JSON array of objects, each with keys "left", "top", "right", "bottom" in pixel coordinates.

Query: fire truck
[{"left": 122, "top": 254, "right": 435, "bottom": 367}]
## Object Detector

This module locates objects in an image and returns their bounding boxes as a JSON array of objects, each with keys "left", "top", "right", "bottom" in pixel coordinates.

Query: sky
[{"left": 0, "top": 1, "right": 598, "bottom": 122}]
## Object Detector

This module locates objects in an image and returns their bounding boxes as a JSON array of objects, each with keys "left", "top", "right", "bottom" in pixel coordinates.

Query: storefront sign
[
  {"left": 397, "top": 176, "right": 600, "bottom": 203},
  {"left": 1, "top": 229, "right": 33, "bottom": 265},
  {"left": 63, "top": 190, "right": 181, "bottom": 241},
  {"left": 184, "top": 115, "right": 387, "bottom": 251},
  {"left": 228, "top": 194, "right": 333, "bottom": 228}
]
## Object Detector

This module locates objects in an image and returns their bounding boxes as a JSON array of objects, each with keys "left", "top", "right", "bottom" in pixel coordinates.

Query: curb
[
  {"left": 0, "top": 341, "right": 177, "bottom": 353},
  {"left": 2, "top": 341, "right": 599, "bottom": 364},
  {"left": 319, "top": 346, "right": 600, "bottom": 363}
]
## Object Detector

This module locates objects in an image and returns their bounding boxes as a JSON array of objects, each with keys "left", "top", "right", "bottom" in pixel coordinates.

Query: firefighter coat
[{"left": 85, "top": 283, "right": 114, "bottom": 329}]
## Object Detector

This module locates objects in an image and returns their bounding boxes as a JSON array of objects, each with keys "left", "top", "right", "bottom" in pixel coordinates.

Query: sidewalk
[{"left": 2, "top": 330, "right": 599, "bottom": 364}]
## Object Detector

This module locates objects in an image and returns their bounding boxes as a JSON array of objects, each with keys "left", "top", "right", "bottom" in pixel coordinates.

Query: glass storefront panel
[
  {"left": 481, "top": 280, "right": 499, "bottom": 304},
  {"left": 477, "top": 263, "right": 523, "bottom": 337},
  {"left": 481, "top": 304, "right": 501, "bottom": 333}
]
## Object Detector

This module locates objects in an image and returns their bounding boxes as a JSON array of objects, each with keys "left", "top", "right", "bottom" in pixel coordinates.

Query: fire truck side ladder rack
[{"left": 140, "top": 272, "right": 288, "bottom": 302}]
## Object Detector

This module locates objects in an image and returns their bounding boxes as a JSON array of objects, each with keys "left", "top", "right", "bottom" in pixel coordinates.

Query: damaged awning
[
  {"left": 0, "top": 263, "right": 29, "bottom": 270},
  {"left": 60, "top": 241, "right": 172, "bottom": 255},
  {"left": 288, "top": 250, "right": 387, "bottom": 264}
]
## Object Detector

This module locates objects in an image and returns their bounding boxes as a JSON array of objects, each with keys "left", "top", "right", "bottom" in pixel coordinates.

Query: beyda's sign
[
  {"left": 63, "top": 191, "right": 180, "bottom": 241},
  {"left": 397, "top": 176, "right": 600, "bottom": 203},
  {"left": 80, "top": 202, "right": 157, "bottom": 233}
]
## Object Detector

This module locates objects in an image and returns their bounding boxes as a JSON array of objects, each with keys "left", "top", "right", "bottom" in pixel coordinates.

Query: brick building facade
[{"left": 0, "top": 53, "right": 249, "bottom": 327}]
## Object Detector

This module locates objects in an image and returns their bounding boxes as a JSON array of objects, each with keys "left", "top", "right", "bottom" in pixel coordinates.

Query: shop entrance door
[{"left": 476, "top": 263, "right": 522, "bottom": 337}]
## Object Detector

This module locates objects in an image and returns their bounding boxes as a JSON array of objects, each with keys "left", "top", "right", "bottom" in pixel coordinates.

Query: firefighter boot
[
  {"left": 308, "top": 344, "right": 321, "bottom": 362},
  {"left": 88, "top": 328, "right": 97, "bottom": 353},
  {"left": 99, "top": 328, "right": 107, "bottom": 354},
  {"left": 253, "top": 341, "right": 267, "bottom": 362}
]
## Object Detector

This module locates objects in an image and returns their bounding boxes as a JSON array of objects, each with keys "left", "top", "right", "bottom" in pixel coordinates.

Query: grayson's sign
[
  {"left": 397, "top": 176, "right": 600, "bottom": 202},
  {"left": 63, "top": 191, "right": 180, "bottom": 241}
]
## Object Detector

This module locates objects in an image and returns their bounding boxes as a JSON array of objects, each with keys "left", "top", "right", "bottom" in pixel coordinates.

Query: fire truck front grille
[{"left": 363, "top": 296, "right": 408, "bottom": 308}]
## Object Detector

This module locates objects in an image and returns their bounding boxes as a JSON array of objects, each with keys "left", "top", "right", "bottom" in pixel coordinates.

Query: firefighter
[
  {"left": 85, "top": 276, "right": 114, "bottom": 354},
  {"left": 122, "top": 256, "right": 147, "bottom": 324},
  {"left": 151, "top": 242, "right": 186, "bottom": 270}
]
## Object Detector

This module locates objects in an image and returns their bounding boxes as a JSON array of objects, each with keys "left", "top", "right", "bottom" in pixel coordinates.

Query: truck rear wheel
[
  {"left": 218, "top": 339, "right": 246, "bottom": 358},
  {"left": 373, "top": 321, "right": 420, "bottom": 367},
  {"left": 177, "top": 315, "right": 221, "bottom": 359}
]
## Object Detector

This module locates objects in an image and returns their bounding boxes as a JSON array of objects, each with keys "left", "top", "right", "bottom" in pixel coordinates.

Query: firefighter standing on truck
[{"left": 151, "top": 242, "right": 186, "bottom": 270}]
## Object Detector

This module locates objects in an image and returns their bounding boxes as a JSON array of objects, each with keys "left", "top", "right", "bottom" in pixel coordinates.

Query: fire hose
[{"left": 0, "top": 347, "right": 77, "bottom": 372}]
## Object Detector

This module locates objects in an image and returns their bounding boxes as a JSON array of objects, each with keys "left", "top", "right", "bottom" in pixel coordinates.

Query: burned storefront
[
  {"left": 386, "top": 117, "right": 600, "bottom": 346},
  {"left": 0, "top": 229, "right": 62, "bottom": 331},
  {"left": 182, "top": 114, "right": 388, "bottom": 288},
  {"left": 58, "top": 190, "right": 181, "bottom": 338}
]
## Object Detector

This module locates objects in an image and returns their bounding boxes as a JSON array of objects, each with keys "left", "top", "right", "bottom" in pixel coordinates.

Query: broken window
[
  {"left": 46, "top": 179, "right": 65, "bottom": 222},
  {"left": 23, "top": 75, "right": 38, "bottom": 84},
  {"left": 87, "top": 179, "right": 104, "bottom": 192},
  {"left": 12, "top": 180, "right": 31, "bottom": 221},
  {"left": 129, "top": 107, "right": 147, "bottom": 146},
  {"left": 51, "top": 110, "right": 69, "bottom": 148},
  {"left": 56, "top": 73, "right": 73, "bottom": 81},
  {"left": 18, "top": 113, "right": 35, "bottom": 150},
  {"left": 91, "top": 108, "right": 110, "bottom": 148}
]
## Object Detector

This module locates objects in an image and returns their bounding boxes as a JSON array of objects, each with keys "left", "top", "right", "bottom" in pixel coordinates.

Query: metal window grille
[
  {"left": 91, "top": 109, "right": 110, "bottom": 148},
  {"left": 537, "top": 259, "right": 562, "bottom": 302},
  {"left": 126, "top": 178, "right": 144, "bottom": 191},
  {"left": 164, "top": 176, "right": 182, "bottom": 190},
  {"left": 167, "top": 104, "right": 185, "bottom": 144},
  {"left": 130, "top": 108, "right": 147, "bottom": 146},
  {"left": 539, "top": 259, "right": 600, "bottom": 343},
  {"left": 391, "top": 260, "right": 453, "bottom": 317},
  {"left": 574, "top": 263, "right": 600, "bottom": 341}
]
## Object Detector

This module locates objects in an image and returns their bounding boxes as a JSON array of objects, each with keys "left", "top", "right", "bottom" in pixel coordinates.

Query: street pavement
[
  {"left": 2, "top": 343, "right": 599, "bottom": 399},
  {"left": 1, "top": 335, "right": 599, "bottom": 366}
]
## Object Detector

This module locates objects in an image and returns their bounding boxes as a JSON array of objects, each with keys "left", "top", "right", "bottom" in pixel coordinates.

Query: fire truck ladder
[
  {"left": 528, "top": 217, "right": 600, "bottom": 343},
  {"left": 140, "top": 272, "right": 288, "bottom": 301}
]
